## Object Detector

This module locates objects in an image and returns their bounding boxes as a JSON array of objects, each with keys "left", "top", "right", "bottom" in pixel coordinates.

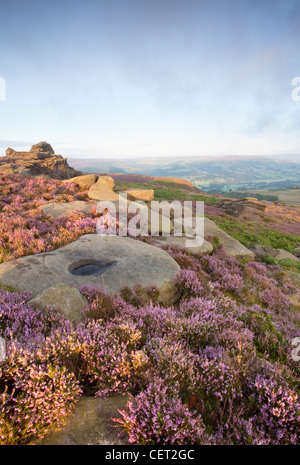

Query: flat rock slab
[
  {"left": 0, "top": 235, "right": 180, "bottom": 305},
  {"left": 40, "top": 200, "right": 97, "bottom": 218},
  {"left": 36, "top": 395, "right": 129, "bottom": 445},
  {"left": 204, "top": 218, "right": 255, "bottom": 260},
  {"left": 125, "top": 189, "right": 154, "bottom": 201}
]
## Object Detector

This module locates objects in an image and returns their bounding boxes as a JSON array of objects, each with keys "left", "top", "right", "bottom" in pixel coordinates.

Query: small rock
[
  {"left": 97, "top": 175, "right": 115, "bottom": 189},
  {"left": 63, "top": 174, "right": 97, "bottom": 190},
  {"left": 125, "top": 189, "right": 154, "bottom": 201},
  {"left": 88, "top": 177, "right": 119, "bottom": 201},
  {"left": 29, "top": 282, "right": 88, "bottom": 322}
]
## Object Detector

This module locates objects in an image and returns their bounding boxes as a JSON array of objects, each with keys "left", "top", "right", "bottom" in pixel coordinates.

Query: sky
[{"left": 0, "top": 0, "right": 300, "bottom": 159}]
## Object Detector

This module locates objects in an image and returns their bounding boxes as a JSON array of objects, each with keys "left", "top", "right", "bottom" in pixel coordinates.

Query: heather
[
  {"left": 0, "top": 174, "right": 97, "bottom": 262},
  {"left": 0, "top": 174, "right": 299, "bottom": 445},
  {"left": 0, "top": 243, "right": 299, "bottom": 445}
]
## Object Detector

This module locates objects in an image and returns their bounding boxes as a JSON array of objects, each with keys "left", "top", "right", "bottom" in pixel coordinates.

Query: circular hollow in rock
[{"left": 68, "top": 259, "right": 117, "bottom": 276}]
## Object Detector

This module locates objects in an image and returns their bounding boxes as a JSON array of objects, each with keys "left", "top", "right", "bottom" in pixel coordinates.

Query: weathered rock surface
[
  {"left": 39, "top": 200, "right": 96, "bottom": 218},
  {"left": 97, "top": 175, "right": 115, "bottom": 190},
  {"left": 63, "top": 174, "right": 98, "bottom": 190},
  {"left": 37, "top": 395, "right": 129, "bottom": 445},
  {"left": 30, "top": 141, "right": 55, "bottom": 155},
  {"left": 0, "top": 235, "right": 180, "bottom": 305},
  {"left": 125, "top": 189, "right": 154, "bottom": 201},
  {"left": 29, "top": 283, "right": 88, "bottom": 322},
  {"left": 249, "top": 245, "right": 300, "bottom": 262},
  {"left": 152, "top": 235, "right": 213, "bottom": 254},
  {"left": 88, "top": 177, "right": 119, "bottom": 201},
  {"left": 0, "top": 142, "right": 81, "bottom": 179},
  {"left": 217, "top": 198, "right": 266, "bottom": 220},
  {"left": 204, "top": 218, "right": 255, "bottom": 260}
]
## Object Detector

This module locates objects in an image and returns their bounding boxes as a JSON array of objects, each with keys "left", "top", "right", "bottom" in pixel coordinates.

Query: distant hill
[{"left": 68, "top": 155, "right": 300, "bottom": 192}]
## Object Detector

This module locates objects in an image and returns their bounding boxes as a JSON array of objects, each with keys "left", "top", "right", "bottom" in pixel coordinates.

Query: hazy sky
[{"left": 0, "top": 0, "right": 300, "bottom": 158}]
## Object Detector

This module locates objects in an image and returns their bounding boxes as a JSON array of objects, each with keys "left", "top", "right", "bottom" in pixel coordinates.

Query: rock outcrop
[
  {"left": 0, "top": 141, "right": 81, "bottom": 179},
  {"left": 217, "top": 198, "right": 266, "bottom": 220}
]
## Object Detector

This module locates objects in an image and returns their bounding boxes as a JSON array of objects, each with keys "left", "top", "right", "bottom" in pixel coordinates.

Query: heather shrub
[
  {"left": 78, "top": 285, "right": 126, "bottom": 321},
  {"left": 241, "top": 306, "right": 286, "bottom": 361},
  {"left": 145, "top": 338, "right": 198, "bottom": 399},
  {"left": 188, "top": 355, "right": 242, "bottom": 431},
  {"left": 46, "top": 321, "right": 133, "bottom": 397},
  {"left": 120, "top": 284, "right": 160, "bottom": 308},
  {"left": 245, "top": 374, "right": 299, "bottom": 444},
  {"left": 174, "top": 269, "right": 205, "bottom": 298},
  {"left": 116, "top": 302, "right": 180, "bottom": 342},
  {"left": 178, "top": 298, "right": 254, "bottom": 354},
  {"left": 0, "top": 288, "right": 69, "bottom": 348},
  {"left": 114, "top": 380, "right": 204, "bottom": 445},
  {"left": 201, "top": 249, "right": 244, "bottom": 296},
  {"left": 0, "top": 342, "right": 81, "bottom": 445}
]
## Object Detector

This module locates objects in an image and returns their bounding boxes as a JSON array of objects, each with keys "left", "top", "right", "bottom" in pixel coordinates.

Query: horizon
[
  {"left": 1, "top": 141, "right": 300, "bottom": 163},
  {"left": 1, "top": 0, "right": 300, "bottom": 158}
]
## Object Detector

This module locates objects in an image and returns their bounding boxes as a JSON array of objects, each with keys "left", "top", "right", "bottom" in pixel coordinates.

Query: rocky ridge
[{"left": 0, "top": 141, "right": 81, "bottom": 179}]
